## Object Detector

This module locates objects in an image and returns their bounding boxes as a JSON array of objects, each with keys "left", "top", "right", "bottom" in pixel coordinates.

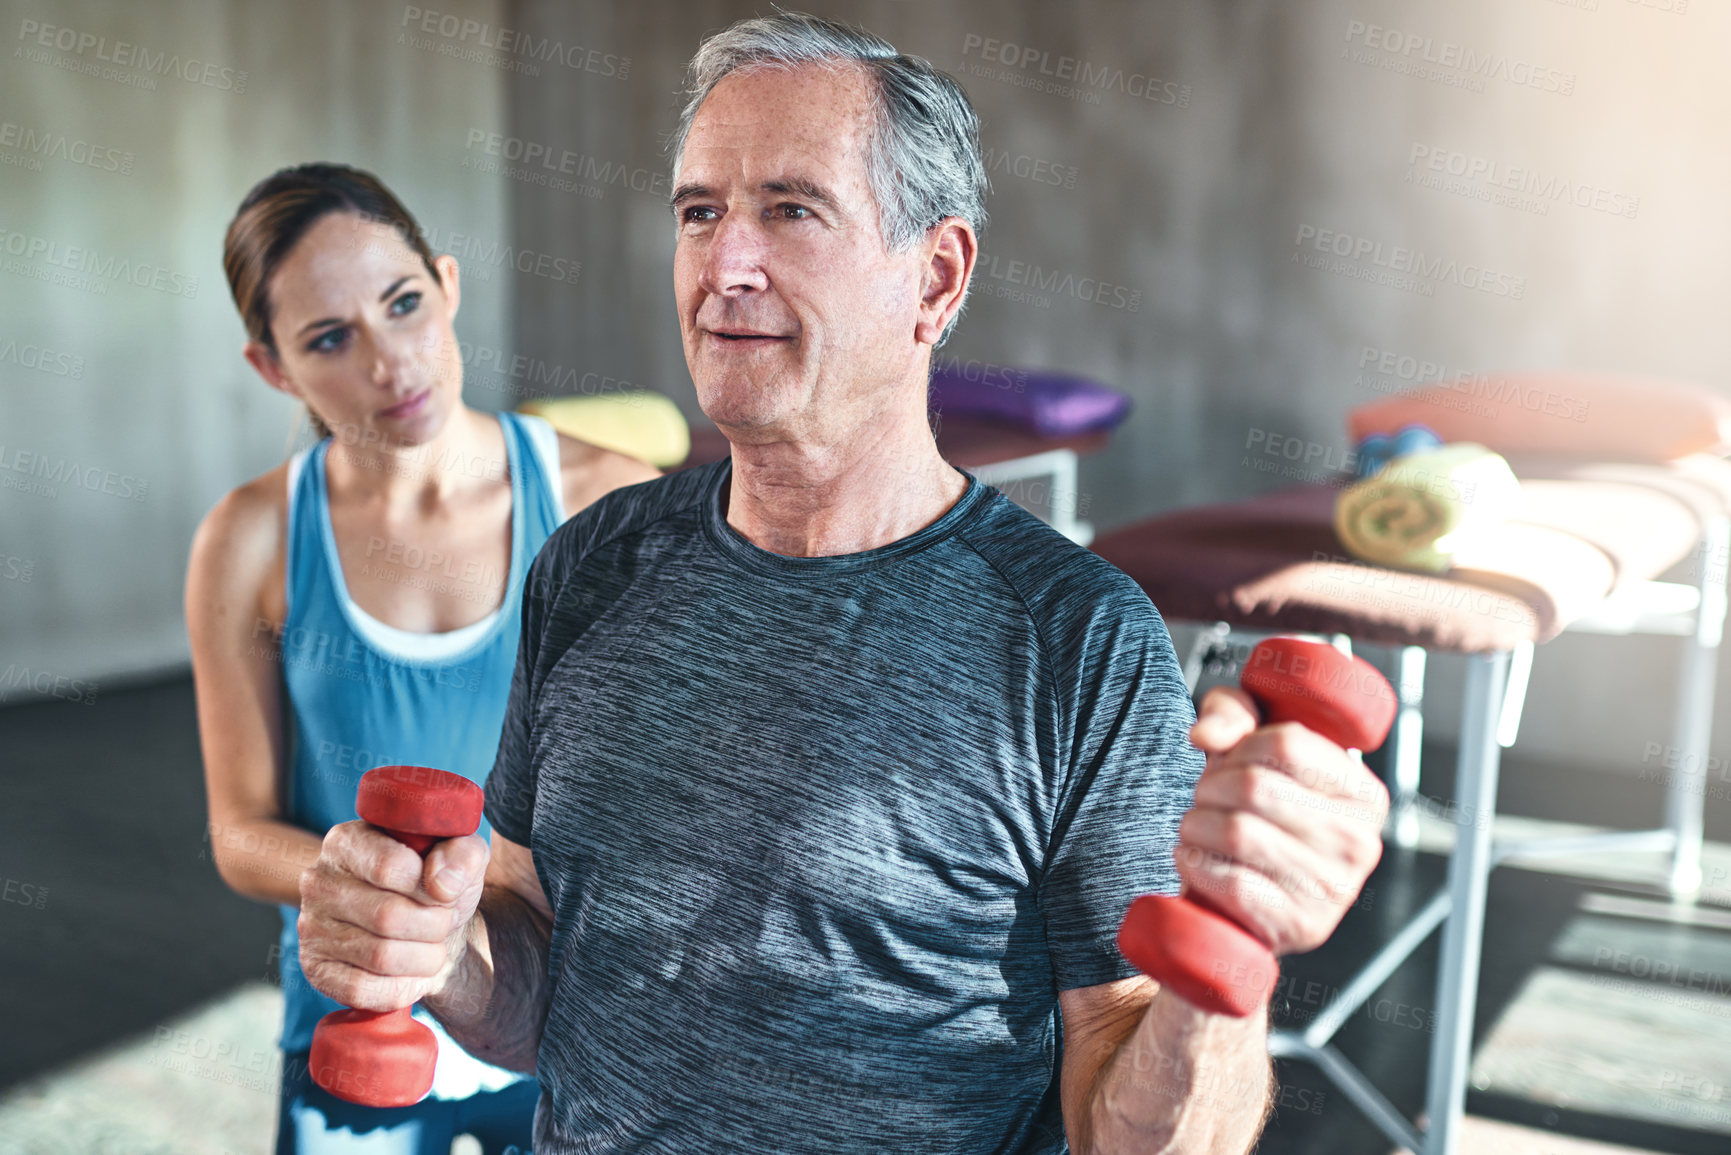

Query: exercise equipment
[
  {"left": 308, "top": 764, "right": 485, "bottom": 1107},
  {"left": 1117, "top": 637, "right": 1396, "bottom": 1016}
]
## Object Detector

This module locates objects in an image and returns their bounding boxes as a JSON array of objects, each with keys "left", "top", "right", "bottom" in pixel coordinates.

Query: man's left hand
[{"left": 1175, "top": 684, "right": 1391, "bottom": 957}]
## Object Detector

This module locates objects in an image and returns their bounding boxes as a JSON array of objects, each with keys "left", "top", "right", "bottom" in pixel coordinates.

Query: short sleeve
[
  {"left": 1036, "top": 587, "right": 1204, "bottom": 992},
  {"left": 483, "top": 528, "right": 566, "bottom": 847}
]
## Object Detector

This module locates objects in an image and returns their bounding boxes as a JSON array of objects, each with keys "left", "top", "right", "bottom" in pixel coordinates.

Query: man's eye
[
  {"left": 307, "top": 327, "right": 346, "bottom": 353},
  {"left": 682, "top": 206, "right": 718, "bottom": 223},
  {"left": 778, "top": 204, "right": 811, "bottom": 220},
  {"left": 391, "top": 291, "right": 422, "bottom": 316}
]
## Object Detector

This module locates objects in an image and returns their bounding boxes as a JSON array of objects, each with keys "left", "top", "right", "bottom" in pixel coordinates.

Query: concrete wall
[
  {"left": 501, "top": 0, "right": 1730, "bottom": 778},
  {"left": 0, "top": 0, "right": 512, "bottom": 691},
  {"left": 4, "top": 0, "right": 1727, "bottom": 783}
]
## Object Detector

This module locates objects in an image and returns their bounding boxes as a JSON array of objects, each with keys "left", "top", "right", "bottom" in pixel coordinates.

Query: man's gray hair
[{"left": 669, "top": 11, "right": 989, "bottom": 341}]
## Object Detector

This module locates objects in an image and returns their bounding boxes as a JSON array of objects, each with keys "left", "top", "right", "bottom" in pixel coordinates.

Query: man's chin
[
  {"left": 693, "top": 382, "right": 801, "bottom": 437},
  {"left": 701, "top": 408, "right": 783, "bottom": 443}
]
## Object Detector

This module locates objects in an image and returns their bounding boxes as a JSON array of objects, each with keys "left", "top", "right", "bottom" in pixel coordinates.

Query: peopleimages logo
[
  {"left": 981, "top": 146, "right": 1078, "bottom": 190},
  {"left": 961, "top": 34, "right": 1192, "bottom": 107},
  {"left": 415, "top": 218, "right": 582, "bottom": 285},
  {"left": 1342, "top": 19, "right": 1575, "bottom": 96},
  {"left": 0, "top": 226, "right": 199, "bottom": 297},
  {"left": 400, "top": 7, "right": 630, "bottom": 79},
  {"left": 1356, "top": 347, "right": 1590, "bottom": 423},
  {"left": 1293, "top": 224, "right": 1525, "bottom": 300},
  {"left": 461, "top": 130, "right": 667, "bottom": 202},
  {"left": 0, "top": 121, "right": 134, "bottom": 174},
  {"left": 460, "top": 348, "right": 647, "bottom": 401},
  {"left": 975, "top": 253, "right": 1142, "bottom": 312},
  {"left": 1244, "top": 428, "right": 1360, "bottom": 483},
  {"left": 16, "top": 19, "right": 248, "bottom": 92},
  {"left": 0, "top": 338, "right": 84, "bottom": 378},
  {"left": 0, "top": 665, "right": 98, "bottom": 705},
  {"left": 0, "top": 444, "right": 149, "bottom": 501},
  {"left": 1406, "top": 144, "right": 1639, "bottom": 220}
]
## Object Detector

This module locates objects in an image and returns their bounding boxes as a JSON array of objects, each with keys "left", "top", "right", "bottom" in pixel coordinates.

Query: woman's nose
[{"left": 367, "top": 329, "right": 416, "bottom": 389}]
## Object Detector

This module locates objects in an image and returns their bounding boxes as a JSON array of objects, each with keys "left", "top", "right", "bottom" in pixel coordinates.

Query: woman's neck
[{"left": 325, "top": 405, "right": 504, "bottom": 510}]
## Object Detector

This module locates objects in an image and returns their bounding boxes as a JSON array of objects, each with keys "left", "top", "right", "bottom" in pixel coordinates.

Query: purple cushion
[{"left": 928, "top": 365, "right": 1132, "bottom": 437}]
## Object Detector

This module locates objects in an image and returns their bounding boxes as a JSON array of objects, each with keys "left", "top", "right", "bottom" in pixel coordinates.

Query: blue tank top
[{"left": 275, "top": 411, "right": 562, "bottom": 1094}]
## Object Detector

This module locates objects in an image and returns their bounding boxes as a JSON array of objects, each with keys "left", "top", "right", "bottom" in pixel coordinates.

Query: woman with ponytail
[{"left": 186, "top": 163, "right": 657, "bottom": 1152}]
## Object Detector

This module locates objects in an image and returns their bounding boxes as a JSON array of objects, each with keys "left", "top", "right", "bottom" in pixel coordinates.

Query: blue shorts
[{"left": 276, "top": 1050, "right": 539, "bottom": 1154}]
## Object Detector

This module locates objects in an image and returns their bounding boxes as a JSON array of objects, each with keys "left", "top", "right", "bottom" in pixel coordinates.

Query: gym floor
[{"left": 2, "top": 676, "right": 1729, "bottom": 1155}]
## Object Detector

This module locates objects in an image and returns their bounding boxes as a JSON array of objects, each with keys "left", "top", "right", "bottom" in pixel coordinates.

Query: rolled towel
[
  {"left": 1333, "top": 443, "right": 1522, "bottom": 572},
  {"left": 517, "top": 391, "right": 690, "bottom": 468}
]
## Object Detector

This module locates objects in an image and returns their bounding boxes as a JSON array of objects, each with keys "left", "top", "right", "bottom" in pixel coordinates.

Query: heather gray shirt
[{"left": 484, "top": 458, "right": 1204, "bottom": 1154}]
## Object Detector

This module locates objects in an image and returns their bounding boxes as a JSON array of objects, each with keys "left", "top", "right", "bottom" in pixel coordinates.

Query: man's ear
[
  {"left": 914, "top": 217, "right": 977, "bottom": 347},
  {"left": 434, "top": 254, "right": 461, "bottom": 321},
  {"left": 243, "top": 340, "right": 298, "bottom": 399}
]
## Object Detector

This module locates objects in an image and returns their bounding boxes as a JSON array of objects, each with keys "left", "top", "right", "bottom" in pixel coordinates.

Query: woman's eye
[
  {"left": 391, "top": 291, "right": 422, "bottom": 317},
  {"left": 307, "top": 327, "right": 346, "bottom": 354}
]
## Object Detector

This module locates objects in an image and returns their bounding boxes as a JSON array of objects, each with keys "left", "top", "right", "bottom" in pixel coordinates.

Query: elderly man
[{"left": 298, "top": 12, "right": 1387, "bottom": 1154}]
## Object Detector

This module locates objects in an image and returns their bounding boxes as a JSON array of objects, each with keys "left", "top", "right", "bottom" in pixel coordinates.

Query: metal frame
[
  {"left": 1421, "top": 651, "right": 1508, "bottom": 1155},
  {"left": 1373, "top": 513, "right": 1730, "bottom": 892},
  {"left": 968, "top": 448, "right": 1094, "bottom": 546},
  {"left": 1562, "top": 512, "right": 1730, "bottom": 894},
  {"left": 1183, "top": 630, "right": 1510, "bottom": 1155},
  {"left": 1179, "top": 524, "right": 1728, "bottom": 1154},
  {"left": 1157, "top": 469, "right": 1731, "bottom": 1153}
]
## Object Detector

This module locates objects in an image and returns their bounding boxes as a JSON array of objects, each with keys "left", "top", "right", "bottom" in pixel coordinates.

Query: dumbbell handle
[
  {"left": 381, "top": 826, "right": 441, "bottom": 856},
  {"left": 1116, "top": 638, "right": 1395, "bottom": 1017},
  {"left": 309, "top": 765, "right": 485, "bottom": 1107}
]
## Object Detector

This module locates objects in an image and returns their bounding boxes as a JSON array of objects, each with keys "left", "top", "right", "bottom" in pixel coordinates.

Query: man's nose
[{"left": 697, "top": 212, "right": 771, "bottom": 297}]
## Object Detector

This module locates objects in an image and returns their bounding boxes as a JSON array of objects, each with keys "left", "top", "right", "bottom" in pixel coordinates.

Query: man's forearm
[
  {"left": 422, "top": 883, "right": 553, "bottom": 1073},
  {"left": 1086, "top": 987, "right": 1273, "bottom": 1155}
]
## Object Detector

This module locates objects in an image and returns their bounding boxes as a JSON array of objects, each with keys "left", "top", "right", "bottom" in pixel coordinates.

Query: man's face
[{"left": 672, "top": 63, "right": 929, "bottom": 441}]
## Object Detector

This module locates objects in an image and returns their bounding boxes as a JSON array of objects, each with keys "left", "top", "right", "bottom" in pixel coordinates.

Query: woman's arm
[{"left": 185, "top": 474, "right": 323, "bottom": 906}]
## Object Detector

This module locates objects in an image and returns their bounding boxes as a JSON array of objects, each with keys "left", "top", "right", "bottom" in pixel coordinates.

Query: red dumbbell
[
  {"left": 1117, "top": 637, "right": 1397, "bottom": 1017},
  {"left": 308, "top": 764, "right": 486, "bottom": 1107}
]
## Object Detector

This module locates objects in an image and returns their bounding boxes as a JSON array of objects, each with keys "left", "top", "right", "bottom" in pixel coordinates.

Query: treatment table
[{"left": 1093, "top": 447, "right": 1731, "bottom": 1155}]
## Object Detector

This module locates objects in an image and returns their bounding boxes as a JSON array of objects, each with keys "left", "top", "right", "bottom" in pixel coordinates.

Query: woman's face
[{"left": 247, "top": 211, "right": 463, "bottom": 448}]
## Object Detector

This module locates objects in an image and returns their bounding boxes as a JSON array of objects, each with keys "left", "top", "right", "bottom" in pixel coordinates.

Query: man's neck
[{"left": 722, "top": 412, "right": 968, "bottom": 558}]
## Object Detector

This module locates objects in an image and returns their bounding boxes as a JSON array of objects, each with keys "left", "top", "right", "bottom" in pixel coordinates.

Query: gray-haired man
[{"left": 298, "top": 13, "right": 1386, "bottom": 1153}]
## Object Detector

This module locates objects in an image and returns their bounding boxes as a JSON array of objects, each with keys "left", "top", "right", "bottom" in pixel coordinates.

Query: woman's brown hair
[{"left": 222, "top": 163, "right": 441, "bottom": 440}]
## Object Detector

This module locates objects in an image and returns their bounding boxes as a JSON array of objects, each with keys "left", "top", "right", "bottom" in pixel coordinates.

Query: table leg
[{"left": 1421, "top": 650, "right": 1509, "bottom": 1155}]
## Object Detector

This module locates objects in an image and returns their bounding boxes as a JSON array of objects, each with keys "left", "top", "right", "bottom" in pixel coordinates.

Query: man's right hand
[{"left": 297, "top": 822, "right": 491, "bottom": 1012}]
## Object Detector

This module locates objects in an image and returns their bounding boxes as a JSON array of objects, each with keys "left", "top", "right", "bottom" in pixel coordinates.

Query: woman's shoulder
[
  {"left": 200, "top": 460, "right": 293, "bottom": 543},
  {"left": 549, "top": 430, "right": 663, "bottom": 518},
  {"left": 188, "top": 461, "right": 293, "bottom": 613}
]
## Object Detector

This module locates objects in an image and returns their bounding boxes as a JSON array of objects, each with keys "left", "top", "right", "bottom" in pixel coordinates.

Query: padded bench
[{"left": 1092, "top": 450, "right": 1731, "bottom": 1155}]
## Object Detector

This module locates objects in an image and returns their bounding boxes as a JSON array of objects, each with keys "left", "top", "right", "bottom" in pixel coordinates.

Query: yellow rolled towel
[
  {"left": 1333, "top": 443, "right": 1521, "bottom": 572},
  {"left": 517, "top": 391, "right": 691, "bottom": 468}
]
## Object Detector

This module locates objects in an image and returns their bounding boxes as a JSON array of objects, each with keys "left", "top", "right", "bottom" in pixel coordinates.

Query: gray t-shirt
[{"left": 484, "top": 458, "right": 1204, "bottom": 1154}]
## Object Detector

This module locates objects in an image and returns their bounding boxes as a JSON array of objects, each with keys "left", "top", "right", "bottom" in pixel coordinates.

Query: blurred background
[{"left": 2, "top": 1, "right": 1728, "bottom": 1153}]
